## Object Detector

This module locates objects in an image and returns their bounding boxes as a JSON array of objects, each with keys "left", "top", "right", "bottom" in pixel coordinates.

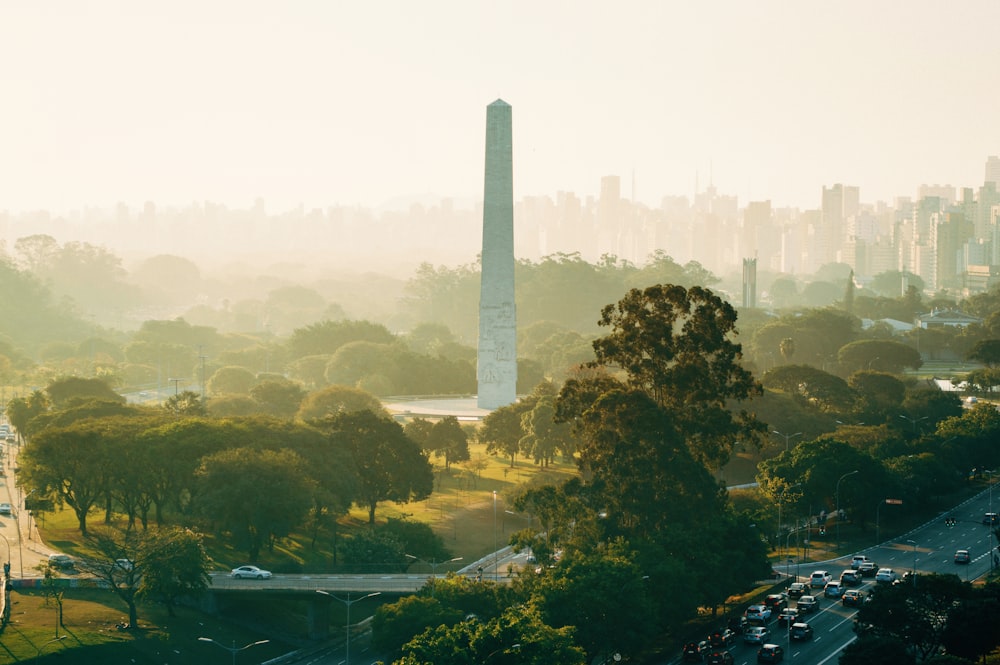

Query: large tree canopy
[
  {"left": 582, "top": 284, "right": 765, "bottom": 468},
  {"left": 320, "top": 410, "right": 434, "bottom": 524}
]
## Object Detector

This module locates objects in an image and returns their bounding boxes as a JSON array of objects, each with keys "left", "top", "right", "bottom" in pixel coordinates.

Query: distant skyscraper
[
  {"left": 742, "top": 257, "right": 757, "bottom": 308},
  {"left": 477, "top": 100, "right": 517, "bottom": 410},
  {"left": 985, "top": 156, "right": 1000, "bottom": 187}
]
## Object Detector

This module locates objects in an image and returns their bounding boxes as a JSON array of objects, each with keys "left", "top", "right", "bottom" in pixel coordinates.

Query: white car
[
  {"left": 824, "top": 581, "right": 844, "bottom": 598},
  {"left": 743, "top": 626, "right": 770, "bottom": 644},
  {"left": 230, "top": 565, "right": 272, "bottom": 579},
  {"left": 0, "top": 502, "right": 11, "bottom": 516},
  {"left": 809, "top": 570, "right": 832, "bottom": 587},
  {"left": 875, "top": 568, "right": 897, "bottom": 583},
  {"left": 850, "top": 555, "right": 872, "bottom": 570},
  {"left": 48, "top": 553, "right": 74, "bottom": 568}
]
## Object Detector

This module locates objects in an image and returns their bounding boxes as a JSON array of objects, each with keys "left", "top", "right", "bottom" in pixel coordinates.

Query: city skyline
[{"left": 2, "top": 1, "right": 999, "bottom": 215}]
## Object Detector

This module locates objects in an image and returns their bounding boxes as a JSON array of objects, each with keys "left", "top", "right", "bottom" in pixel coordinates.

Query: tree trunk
[
  {"left": 75, "top": 507, "right": 89, "bottom": 536},
  {"left": 127, "top": 599, "right": 138, "bottom": 629}
]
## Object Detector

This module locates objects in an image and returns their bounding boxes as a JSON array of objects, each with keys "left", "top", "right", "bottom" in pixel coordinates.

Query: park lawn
[
  {"left": 36, "top": 443, "right": 578, "bottom": 576},
  {"left": 0, "top": 587, "right": 289, "bottom": 665}
]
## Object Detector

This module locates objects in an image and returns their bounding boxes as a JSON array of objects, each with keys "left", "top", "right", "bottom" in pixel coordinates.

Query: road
[
  {"left": 677, "top": 484, "right": 999, "bottom": 665},
  {"left": 0, "top": 438, "right": 56, "bottom": 582}
]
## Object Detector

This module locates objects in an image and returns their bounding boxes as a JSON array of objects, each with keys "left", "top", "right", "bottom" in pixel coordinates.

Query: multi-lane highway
[{"left": 685, "top": 485, "right": 998, "bottom": 665}]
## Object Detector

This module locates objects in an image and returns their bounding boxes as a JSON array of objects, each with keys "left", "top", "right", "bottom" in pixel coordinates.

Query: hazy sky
[{"left": 3, "top": 1, "right": 999, "bottom": 214}]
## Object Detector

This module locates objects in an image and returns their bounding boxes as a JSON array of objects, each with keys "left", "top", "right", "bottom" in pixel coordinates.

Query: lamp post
[
  {"left": 493, "top": 490, "right": 498, "bottom": 582},
  {"left": 405, "top": 555, "right": 462, "bottom": 596},
  {"left": 898, "top": 414, "right": 927, "bottom": 434},
  {"left": 772, "top": 430, "right": 802, "bottom": 453},
  {"left": 777, "top": 483, "right": 802, "bottom": 565},
  {"left": 197, "top": 637, "right": 269, "bottom": 665},
  {"left": 835, "top": 470, "right": 859, "bottom": 552},
  {"left": 316, "top": 590, "right": 381, "bottom": 665},
  {"left": 988, "top": 469, "right": 997, "bottom": 569},
  {"left": 484, "top": 643, "right": 521, "bottom": 663},
  {"left": 17, "top": 489, "right": 36, "bottom": 578},
  {"left": 905, "top": 539, "right": 917, "bottom": 587}
]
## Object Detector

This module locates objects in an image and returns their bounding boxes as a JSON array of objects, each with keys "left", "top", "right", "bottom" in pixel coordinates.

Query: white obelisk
[{"left": 477, "top": 99, "right": 517, "bottom": 409}]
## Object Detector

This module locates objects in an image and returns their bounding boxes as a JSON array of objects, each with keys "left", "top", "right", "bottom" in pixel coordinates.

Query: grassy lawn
[{"left": 0, "top": 588, "right": 290, "bottom": 664}]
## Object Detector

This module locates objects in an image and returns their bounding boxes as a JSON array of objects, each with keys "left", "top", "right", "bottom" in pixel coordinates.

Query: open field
[{"left": 0, "top": 588, "right": 290, "bottom": 665}]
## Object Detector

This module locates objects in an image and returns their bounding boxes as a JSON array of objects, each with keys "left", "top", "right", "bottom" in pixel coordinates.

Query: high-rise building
[
  {"left": 985, "top": 156, "right": 1000, "bottom": 188},
  {"left": 477, "top": 100, "right": 517, "bottom": 410}
]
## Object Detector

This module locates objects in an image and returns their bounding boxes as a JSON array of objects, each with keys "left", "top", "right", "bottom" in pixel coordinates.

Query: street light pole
[
  {"left": 905, "top": 539, "right": 917, "bottom": 587},
  {"left": 777, "top": 483, "right": 802, "bottom": 565},
  {"left": 835, "top": 470, "right": 859, "bottom": 552},
  {"left": 988, "top": 469, "right": 997, "bottom": 569},
  {"left": 404, "top": 555, "right": 462, "bottom": 596},
  {"left": 898, "top": 414, "right": 927, "bottom": 434},
  {"left": 316, "top": 590, "right": 381, "bottom": 665},
  {"left": 493, "top": 490, "right": 498, "bottom": 582},
  {"left": 198, "top": 637, "right": 269, "bottom": 665},
  {"left": 772, "top": 430, "right": 802, "bottom": 453}
]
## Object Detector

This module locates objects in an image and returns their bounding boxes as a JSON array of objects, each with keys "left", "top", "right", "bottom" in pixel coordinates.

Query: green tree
[
  {"left": 207, "top": 366, "right": 257, "bottom": 395},
  {"left": 45, "top": 376, "right": 125, "bottom": 409},
  {"left": 322, "top": 410, "right": 434, "bottom": 524},
  {"left": 296, "top": 384, "right": 387, "bottom": 421},
  {"left": 854, "top": 573, "right": 969, "bottom": 661},
  {"left": 479, "top": 401, "right": 530, "bottom": 467},
  {"left": 5, "top": 390, "right": 50, "bottom": 438},
  {"left": 424, "top": 416, "right": 470, "bottom": 470},
  {"left": 837, "top": 339, "right": 923, "bottom": 374},
  {"left": 76, "top": 525, "right": 211, "bottom": 627},
  {"left": 396, "top": 603, "right": 586, "bottom": 665},
  {"left": 840, "top": 636, "right": 914, "bottom": 665},
  {"left": 206, "top": 394, "right": 258, "bottom": 417},
  {"left": 163, "top": 390, "right": 207, "bottom": 417},
  {"left": 519, "top": 394, "right": 573, "bottom": 467},
  {"left": 848, "top": 371, "right": 906, "bottom": 423},
  {"left": 967, "top": 338, "right": 1000, "bottom": 367},
  {"left": 287, "top": 319, "right": 395, "bottom": 360},
  {"left": 939, "top": 583, "right": 1000, "bottom": 661},
  {"left": 196, "top": 447, "right": 316, "bottom": 560},
  {"left": 584, "top": 284, "right": 765, "bottom": 468},
  {"left": 373, "top": 593, "right": 464, "bottom": 658},
  {"left": 18, "top": 420, "right": 113, "bottom": 535},
  {"left": 761, "top": 364, "right": 857, "bottom": 413},
  {"left": 250, "top": 379, "right": 307, "bottom": 418},
  {"left": 532, "top": 545, "right": 656, "bottom": 662},
  {"left": 899, "top": 389, "right": 963, "bottom": 435}
]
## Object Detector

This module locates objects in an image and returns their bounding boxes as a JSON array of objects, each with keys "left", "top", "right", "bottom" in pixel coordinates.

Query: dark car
[
  {"left": 757, "top": 643, "right": 785, "bottom": 663},
  {"left": 706, "top": 652, "right": 734, "bottom": 665},
  {"left": 764, "top": 593, "right": 788, "bottom": 613},
  {"left": 708, "top": 629, "right": 737, "bottom": 648},
  {"left": 842, "top": 589, "right": 865, "bottom": 607},
  {"left": 840, "top": 570, "right": 862, "bottom": 586},
  {"left": 789, "top": 622, "right": 813, "bottom": 641},
  {"left": 858, "top": 561, "right": 879, "bottom": 577},
  {"left": 682, "top": 641, "right": 704, "bottom": 662},
  {"left": 984, "top": 512, "right": 999, "bottom": 526},
  {"left": 776, "top": 607, "right": 799, "bottom": 626},
  {"left": 954, "top": 549, "right": 971, "bottom": 564},
  {"left": 786, "top": 582, "right": 807, "bottom": 599},
  {"left": 796, "top": 595, "right": 819, "bottom": 614}
]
